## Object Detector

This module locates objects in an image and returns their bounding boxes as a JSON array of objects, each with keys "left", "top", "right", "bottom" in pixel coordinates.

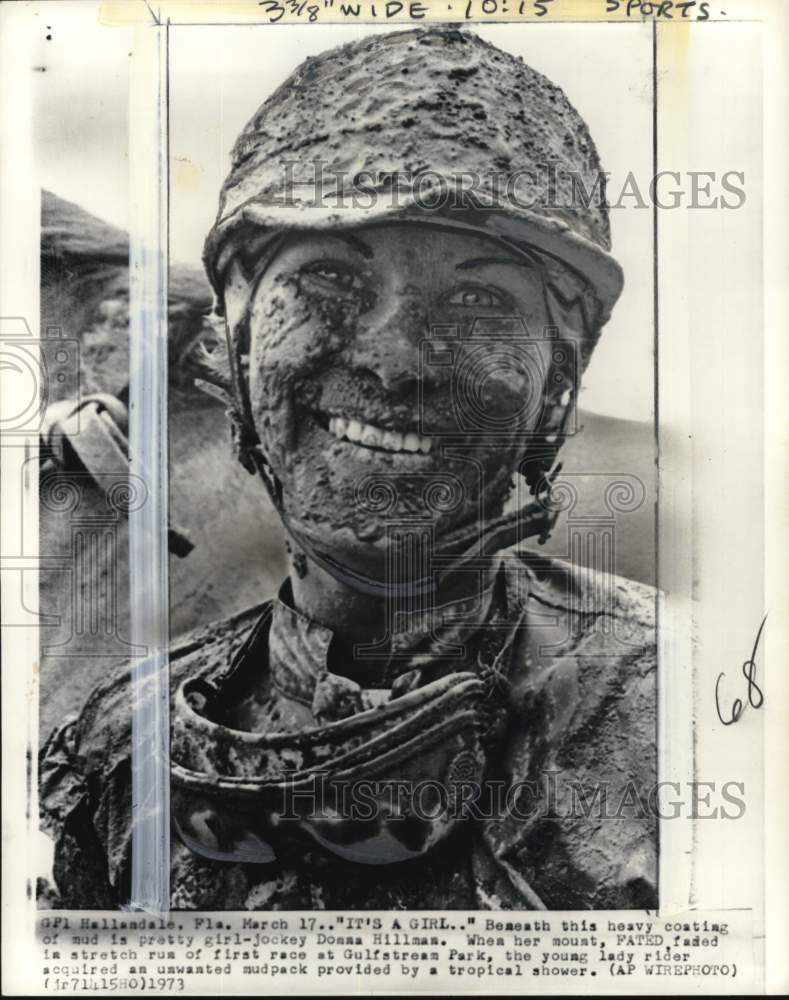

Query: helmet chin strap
[{"left": 240, "top": 436, "right": 562, "bottom": 600}]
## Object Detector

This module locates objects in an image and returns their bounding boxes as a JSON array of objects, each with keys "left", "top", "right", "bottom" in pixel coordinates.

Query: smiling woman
[
  {"left": 39, "top": 25, "right": 658, "bottom": 912},
  {"left": 243, "top": 226, "right": 558, "bottom": 554}
]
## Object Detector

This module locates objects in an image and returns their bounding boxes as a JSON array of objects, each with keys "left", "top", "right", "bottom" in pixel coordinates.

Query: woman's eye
[
  {"left": 303, "top": 261, "right": 359, "bottom": 292},
  {"left": 446, "top": 286, "right": 505, "bottom": 308}
]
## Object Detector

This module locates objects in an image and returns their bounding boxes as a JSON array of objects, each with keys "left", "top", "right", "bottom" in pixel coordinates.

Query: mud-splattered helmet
[{"left": 201, "top": 27, "right": 624, "bottom": 587}]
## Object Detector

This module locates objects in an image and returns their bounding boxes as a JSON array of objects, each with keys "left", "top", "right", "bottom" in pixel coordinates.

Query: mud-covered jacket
[{"left": 39, "top": 547, "right": 657, "bottom": 910}]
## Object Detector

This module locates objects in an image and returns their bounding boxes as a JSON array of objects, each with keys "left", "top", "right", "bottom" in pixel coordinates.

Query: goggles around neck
[
  {"left": 172, "top": 669, "right": 489, "bottom": 866},
  {"left": 170, "top": 603, "right": 515, "bottom": 867}
]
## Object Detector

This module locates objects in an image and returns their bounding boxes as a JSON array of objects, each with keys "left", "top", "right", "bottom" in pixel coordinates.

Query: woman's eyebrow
[
  {"left": 456, "top": 256, "right": 534, "bottom": 270},
  {"left": 338, "top": 233, "right": 375, "bottom": 259}
]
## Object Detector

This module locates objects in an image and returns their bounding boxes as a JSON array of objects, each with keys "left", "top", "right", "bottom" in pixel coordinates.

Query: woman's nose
[{"left": 349, "top": 290, "right": 438, "bottom": 393}]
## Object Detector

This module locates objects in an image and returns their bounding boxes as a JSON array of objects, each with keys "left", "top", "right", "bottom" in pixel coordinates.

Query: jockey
[{"left": 40, "top": 26, "right": 657, "bottom": 911}]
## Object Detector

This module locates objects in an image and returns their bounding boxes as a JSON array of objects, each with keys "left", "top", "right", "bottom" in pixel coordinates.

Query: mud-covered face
[{"left": 243, "top": 222, "right": 557, "bottom": 579}]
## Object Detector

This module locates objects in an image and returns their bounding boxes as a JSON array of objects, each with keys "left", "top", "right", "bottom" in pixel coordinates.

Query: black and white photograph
[
  {"left": 1, "top": 0, "right": 786, "bottom": 994},
  {"left": 37, "top": 16, "right": 660, "bottom": 912}
]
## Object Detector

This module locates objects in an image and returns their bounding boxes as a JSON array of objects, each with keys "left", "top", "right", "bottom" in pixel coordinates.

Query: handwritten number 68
[{"left": 715, "top": 615, "right": 766, "bottom": 726}]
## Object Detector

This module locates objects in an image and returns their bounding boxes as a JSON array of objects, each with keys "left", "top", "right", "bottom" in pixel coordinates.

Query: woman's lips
[
  {"left": 328, "top": 414, "right": 433, "bottom": 455},
  {"left": 307, "top": 409, "right": 436, "bottom": 457}
]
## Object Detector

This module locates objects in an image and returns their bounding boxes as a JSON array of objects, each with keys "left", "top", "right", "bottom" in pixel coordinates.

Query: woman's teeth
[{"left": 328, "top": 415, "right": 433, "bottom": 455}]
